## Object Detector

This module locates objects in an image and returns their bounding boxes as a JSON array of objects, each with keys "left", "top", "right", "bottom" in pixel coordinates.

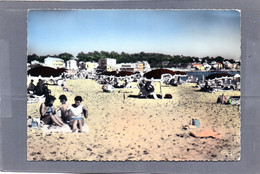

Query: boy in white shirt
[{"left": 67, "top": 96, "right": 88, "bottom": 132}]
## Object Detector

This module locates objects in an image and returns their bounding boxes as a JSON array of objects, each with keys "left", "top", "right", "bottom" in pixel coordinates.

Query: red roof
[{"left": 192, "top": 63, "right": 202, "bottom": 66}]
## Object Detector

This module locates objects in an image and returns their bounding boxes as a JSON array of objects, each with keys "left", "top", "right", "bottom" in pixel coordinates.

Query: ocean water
[{"left": 182, "top": 71, "right": 240, "bottom": 82}]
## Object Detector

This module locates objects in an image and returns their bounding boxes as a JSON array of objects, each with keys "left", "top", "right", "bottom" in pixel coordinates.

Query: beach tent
[
  {"left": 205, "top": 73, "right": 232, "bottom": 80},
  {"left": 28, "top": 66, "right": 67, "bottom": 77}
]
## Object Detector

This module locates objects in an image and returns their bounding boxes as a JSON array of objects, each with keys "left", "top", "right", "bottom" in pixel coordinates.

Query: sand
[{"left": 27, "top": 79, "right": 240, "bottom": 161}]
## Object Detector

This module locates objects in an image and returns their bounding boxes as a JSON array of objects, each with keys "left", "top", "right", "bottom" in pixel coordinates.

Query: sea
[{"left": 181, "top": 71, "right": 240, "bottom": 82}]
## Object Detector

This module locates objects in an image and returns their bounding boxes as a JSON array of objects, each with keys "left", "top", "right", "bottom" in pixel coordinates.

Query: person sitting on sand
[
  {"left": 138, "top": 80, "right": 158, "bottom": 99},
  {"left": 27, "top": 80, "right": 36, "bottom": 93},
  {"left": 40, "top": 95, "right": 64, "bottom": 127},
  {"left": 59, "top": 80, "right": 71, "bottom": 92},
  {"left": 67, "top": 96, "right": 88, "bottom": 132},
  {"left": 56, "top": 94, "right": 71, "bottom": 123},
  {"left": 35, "top": 79, "right": 50, "bottom": 96}
]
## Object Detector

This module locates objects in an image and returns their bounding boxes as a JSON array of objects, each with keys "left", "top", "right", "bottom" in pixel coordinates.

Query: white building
[
  {"left": 203, "top": 63, "right": 211, "bottom": 71},
  {"left": 117, "top": 63, "right": 136, "bottom": 72},
  {"left": 44, "top": 57, "right": 65, "bottom": 69},
  {"left": 98, "top": 58, "right": 117, "bottom": 71},
  {"left": 66, "top": 59, "right": 78, "bottom": 70}
]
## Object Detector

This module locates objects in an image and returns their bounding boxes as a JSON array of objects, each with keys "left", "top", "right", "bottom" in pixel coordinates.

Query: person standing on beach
[
  {"left": 56, "top": 94, "right": 71, "bottom": 123},
  {"left": 40, "top": 95, "right": 64, "bottom": 127},
  {"left": 67, "top": 96, "right": 88, "bottom": 132}
]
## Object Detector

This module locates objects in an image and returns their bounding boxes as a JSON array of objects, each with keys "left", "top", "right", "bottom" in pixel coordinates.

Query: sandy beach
[{"left": 27, "top": 79, "right": 240, "bottom": 161}]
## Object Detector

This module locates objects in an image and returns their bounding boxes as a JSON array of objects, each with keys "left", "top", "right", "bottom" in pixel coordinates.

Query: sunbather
[{"left": 40, "top": 95, "right": 64, "bottom": 127}]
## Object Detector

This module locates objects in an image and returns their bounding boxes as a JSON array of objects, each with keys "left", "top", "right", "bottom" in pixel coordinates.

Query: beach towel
[{"left": 40, "top": 124, "right": 90, "bottom": 133}]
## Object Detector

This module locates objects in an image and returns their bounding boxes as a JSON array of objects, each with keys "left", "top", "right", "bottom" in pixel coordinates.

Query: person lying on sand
[
  {"left": 217, "top": 94, "right": 232, "bottom": 104},
  {"left": 56, "top": 94, "right": 71, "bottom": 123},
  {"left": 40, "top": 95, "right": 64, "bottom": 127},
  {"left": 102, "top": 84, "right": 114, "bottom": 93},
  {"left": 67, "top": 96, "right": 88, "bottom": 133}
]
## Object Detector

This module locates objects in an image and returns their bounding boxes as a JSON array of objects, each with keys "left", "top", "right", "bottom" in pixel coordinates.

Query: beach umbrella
[
  {"left": 144, "top": 69, "right": 186, "bottom": 79},
  {"left": 115, "top": 71, "right": 134, "bottom": 77},
  {"left": 27, "top": 66, "right": 67, "bottom": 77},
  {"left": 101, "top": 71, "right": 117, "bottom": 76},
  {"left": 205, "top": 73, "right": 232, "bottom": 80}
]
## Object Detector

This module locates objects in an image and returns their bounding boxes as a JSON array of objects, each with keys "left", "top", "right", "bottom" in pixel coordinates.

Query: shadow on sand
[{"left": 128, "top": 94, "right": 163, "bottom": 99}]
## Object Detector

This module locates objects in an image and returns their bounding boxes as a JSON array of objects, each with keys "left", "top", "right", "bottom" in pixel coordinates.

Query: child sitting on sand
[
  {"left": 67, "top": 96, "right": 88, "bottom": 133},
  {"left": 56, "top": 94, "right": 71, "bottom": 123}
]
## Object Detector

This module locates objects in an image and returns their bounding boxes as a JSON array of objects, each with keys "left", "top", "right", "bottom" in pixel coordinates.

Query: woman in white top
[{"left": 67, "top": 96, "right": 88, "bottom": 132}]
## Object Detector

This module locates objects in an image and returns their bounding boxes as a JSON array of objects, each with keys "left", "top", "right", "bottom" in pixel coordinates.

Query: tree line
[{"left": 27, "top": 51, "right": 237, "bottom": 68}]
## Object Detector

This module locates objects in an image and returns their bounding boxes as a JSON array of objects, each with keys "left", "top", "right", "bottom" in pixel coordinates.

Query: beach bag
[
  {"left": 27, "top": 118, "right": 44, "bottom": 128},
  {"left": 164, "top": 94, "right": 172, "bottom": 99}
]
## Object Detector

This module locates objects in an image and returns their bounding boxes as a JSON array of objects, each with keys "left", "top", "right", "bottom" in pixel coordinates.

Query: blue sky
[{"left": 28, "top": 9, "right": 241, "bottom": 60}]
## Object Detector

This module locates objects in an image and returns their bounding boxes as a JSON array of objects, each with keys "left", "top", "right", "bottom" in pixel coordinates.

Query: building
[
  {"left": 203, "top": 63, "right": 211, "bottom": 71},
  {"left": 223, "top": 61, "right": 233, "bottom": 69},
  {"left": 116, "top": 61, "right": 148, "bottom": 72},
  {"left": 66, "top": 59, "right": 78, "bottom": 71},
  {"left": 135, "top": 61, "right": 144, "bottom": 72},
  {"left": 217, "top": 62, "right": 223, "bottom": 69},
  {"left": 117, "top": 63, "right": 135, "bottom": 72},
  {"left": 98, "top": 58, "right": 117, "bottom": 72},
  {"left": 192, "top": 63, "right": 205, "bottom": 70},
  {"left": 210, "top": 61, "right": 223, "bottom": 70},
  {"left": 85, "top": 62, "right": 98, "bottom": 71},
  {"left": 44, "top": 57, "right": 65, "bottom": 69}
]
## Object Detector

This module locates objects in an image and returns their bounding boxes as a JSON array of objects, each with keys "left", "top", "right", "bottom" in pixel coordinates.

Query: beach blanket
[
  {"left": 28, "top": 118, "right": 90, "bottom": 133},
  {"left": 40, "top": 124, "right": 90, "bottom": 133},
  {"left": 190, "top": 129, "right": 221, "bottom": 139}
]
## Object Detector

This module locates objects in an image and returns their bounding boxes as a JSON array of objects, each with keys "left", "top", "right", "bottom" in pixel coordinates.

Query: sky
[{"left": 27, "top": 9, "right": 241, "bottom": 60}]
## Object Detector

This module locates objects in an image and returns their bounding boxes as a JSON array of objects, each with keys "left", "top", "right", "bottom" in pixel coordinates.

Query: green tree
[
  {"left": 27, "top": 54, "right": 39, "bottom": 63},
  {"left": 215, "top": 56, "right": 224, "bottom": 63},
  {"left": 58, "top": 53, "right": 74, "bottom": 62},
  {"left": 77, "top": 52, "right": 88, "bottom": 62},
  {"left": 100, "top": 51, "right": 110, "bottom": 59}
]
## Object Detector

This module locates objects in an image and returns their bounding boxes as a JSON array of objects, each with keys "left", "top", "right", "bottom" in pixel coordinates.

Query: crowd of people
[{"left": 39, "top": 94, "right": 88, "bottom": 133}]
